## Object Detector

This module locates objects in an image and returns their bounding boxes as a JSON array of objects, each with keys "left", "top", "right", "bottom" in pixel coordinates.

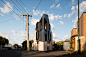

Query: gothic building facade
[{"left": 32, "top": 14, "right": 52, "bottom": 51}]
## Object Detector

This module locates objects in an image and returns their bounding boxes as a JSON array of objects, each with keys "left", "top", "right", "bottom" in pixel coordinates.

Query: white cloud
[
  {"left": 0, "top": 1, "right": 13, "bottom": 13},
  {"left": 76, "top": 1, "right": 86, "bottom": 12},
  {"left": 10, "top": 41, "right": 16, "bottom": 45},
  {"left": 56, "top": 3, "right": 62, "bottom": 10},
  {"left": 67, "top": 6, "right": 77, "bottom": 18},
  {"left": 14, "top": 38, "right": 17, "bottom": 40},
  {"left": 0, "top": 31, "right": 12, "bottom": 40},
  {"left": 12, "top": 30, "right": 17, "bottom": 36},
  {"left": 53, "top": 33, "right": 56, "bottom": 38},
  {"left": 72, "top": 10, "right": 77, "bottom": 16},
  {"left": 59, "top": 21, "right": 64, "bottom": 25},
  {"left": 30, "top": 35, "right": 34, "bottom": 38},
  {"left": 72, "top": 16, "right": 78, "bottom": 27},
  {"left": 71, "top": 0, "right": 76, "bottom": 5},
  {"left": 49, "top": 14, "right": 62, "bottom": 21},
  {"left": 10, "top": 20, "right": 12, "bottom": 22},
  {"left": 71, "top": 6, "right": 75, "bottom": 10},
  {"left": 54, "top": 15, "right": 59, "bottom": 20},
  {"left": 14, "top": 14, "right": 21, "bottom": 20},
  {"left": 50, "top": 23, "right": 55, "bottom": 30},
  {"left": 52, "top": 33, "right": 59, "bottom": 39},
  {"left": 64, "top": 14, "right": 67, "bottom": 17},
  {"left": 40, "top": 11, "right": 45, "bottom": 16},
  {"left": 0, "top": 13, "right": 4, "bottom": 16},
  {"left": 47, "top": 11, "right": 49, "bottom": 14},
  {"left": 33, "top": 10, "right": 40, "bottom": 16},
  {"left": 31, "top": 18, "right": 39, "bottom": 25},
  {"left": 68, "top": 0, "right": 76, "bottom": 6},
  {"left": 49, "top": 14, "right": 54, "bottom": 21},
  {"left": 68, "top": 13, "right": 73, "bottom": 18},
  {"left": 59, "top": 16, "right": 62, "bottom": 19},
  {"left": 50, "top": 4, "right": 54, "bottom": 8},
  {"left": 33, "top": 7, "right": 35, "bottom": 9},
  {"left": 18, "top": 42, "right": 21, "bottom": 45},
  {"left": 55, "top": 0, "right": 59, "bottom": 3},
  {"left": 29, "top": 35, "right": 34, "bottom": 40},
  {"left": 56, "top": 3, "right": 60, "bottom": 8},
  {"left": 33, "top": 10, "right": 45, "bottom": 16},
  {"left": 70, "top": 1, "right": 86, "bottom": 27},
  {"left": 64, "top": 35, "right": 69, "bottom": 38},
  {"left": 18, "top": 31, "right": 26, "bottom": 37}
]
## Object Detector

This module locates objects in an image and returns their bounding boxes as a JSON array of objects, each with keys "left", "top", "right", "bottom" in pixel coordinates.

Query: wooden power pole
[{"left": 23, "top": 14, "right": 32, "bottom": 51}]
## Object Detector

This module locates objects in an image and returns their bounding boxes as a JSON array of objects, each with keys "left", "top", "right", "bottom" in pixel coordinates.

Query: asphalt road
[
  {"left": 0, "top": 49, "right": 24, "bottom": 57},
  {"left": 21, "top": 50, "right": 85, "bottom": 57},
  {"left": 21, "top": 50, "right": 68, "bottom": 57},
  {"left": 0, "top": 49, "right": 85, "bottom": 57}
]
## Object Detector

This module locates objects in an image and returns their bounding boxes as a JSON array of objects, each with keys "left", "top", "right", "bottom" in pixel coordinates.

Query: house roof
[{"left": 70, "top": 34, "right": 78, "bottom": 39}]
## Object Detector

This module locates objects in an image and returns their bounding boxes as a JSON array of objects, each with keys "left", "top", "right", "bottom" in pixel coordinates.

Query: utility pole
[
  {"left": 78, "top": 0, "right": 80, "bottom": 55},
  {"left": 23, "top": 14, "right": 32, "bottom": 51}
]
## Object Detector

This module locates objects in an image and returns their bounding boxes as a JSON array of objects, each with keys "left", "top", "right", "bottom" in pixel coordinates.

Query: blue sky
[{"left": 0, "top": 0, "right": 86, "bottom": 46}]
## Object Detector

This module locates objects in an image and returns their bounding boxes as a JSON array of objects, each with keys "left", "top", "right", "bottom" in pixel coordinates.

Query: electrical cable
[
  {"left": 11, "top": 0, "right": 25, "bottom": 14},
  {"left": 0, "top": 18, "right": 15, "bottom": 23},
  {"left": 16, "top": 0, "right": 27, "bottom": 13},
  {"left": 32, "top": 0, "right": 42, "bottom": 15},
  {"left": 20, "top": 0, "right": 30, "bottom": 14},
  {"left": 1, "top": 0, "right": 26, "bottom": 23},
  {"left": 7, "top": 0, "right": 23, "bottom": 14}
]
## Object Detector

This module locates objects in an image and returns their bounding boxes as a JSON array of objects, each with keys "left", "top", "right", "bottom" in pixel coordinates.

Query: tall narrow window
[
  {"left": 45, "top": 34, "right": 47, "bottom": 41},
  {"left": 48, "top": 31, "right": 49, "bottom": 40},
  {"left": 50, "top": 34, "right": 51, "bottom": 41},
  {"left": 36, "top": 32, "right": 37, "bottom": 40}
]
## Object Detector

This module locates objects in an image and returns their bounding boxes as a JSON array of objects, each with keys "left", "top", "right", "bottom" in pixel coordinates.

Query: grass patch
[{"left": 24, "top": 50, "right": 36, "bottom": 53}]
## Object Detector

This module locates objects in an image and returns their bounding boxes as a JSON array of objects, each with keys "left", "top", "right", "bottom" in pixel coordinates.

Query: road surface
[{"left": 0, "top": 49, "right": 24, "bottom": 57}]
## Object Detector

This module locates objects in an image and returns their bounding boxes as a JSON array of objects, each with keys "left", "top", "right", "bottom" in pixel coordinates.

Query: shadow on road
[
  {"left": 55, "top": 52, "right": 85, "bottom": 57},
  {"left": 23, "top": 50, "right": 86, "bottom": 57},
  {"left": 0, "top": 49, "right": 24, "bottom": 57}
]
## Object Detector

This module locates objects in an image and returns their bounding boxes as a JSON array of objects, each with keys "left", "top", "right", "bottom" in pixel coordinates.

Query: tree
[
  {"left": 65, "top": 39, "right": 70, "bottom": 42},
  {"left": 29, "top": 40, "right": 34, "bottom": 47},
  {"left": 22, "top": 40, "right": 27, "bottom": 50},
  {"left": 53, "top": 44, "right": 57, "bottom": 50},
  {"left": 60, "top": 41, "right": 64, "bottom": 45},
  {"left": 70, "top": 39, "right": 73, "bottom": 49},
  {"left": 13, "top": 44, "right": 21, "bottom": 49},
  {"left": 56, "top": 42, "right": 60, "bottom": 45},
  {"left": 13, "top": 44, "right": 18, "bottom": 48},
  {"left": 22, "top": 40, "right": 34, "bottom": 50},
  {"left": 56, "top": 41, "right": 64, "bottom": 50},
  {"left": 0, "top": 36, "right": 9, "bottom": 47}
]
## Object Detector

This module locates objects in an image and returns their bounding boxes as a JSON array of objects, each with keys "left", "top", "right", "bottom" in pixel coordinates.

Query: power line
[
  {"left": 20, "top": 0, "right": 30, "bottom": 14},
  {"left": 1, "top": 0, "right": 26, "bottom": 23},
  {"left": 11, "top": 0, "right": 25, "bottom": 14},
  {"left": 7, "top": 0, "right": 23, "bottom": 14},
  {"left": 35, "top": 0, "right": 42, "bottom": 11},
  {"left": 0, "top": 18, "right": 15, "bottom": 23},
  {"left": 32, "top": 0, "right": 42, "bottom": 15},
  {"left": 9, "top": 27, "right": 25, "bottom": 35},
  {"left": 16, "top": 0, "right": 27, "bottom": 13}
]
